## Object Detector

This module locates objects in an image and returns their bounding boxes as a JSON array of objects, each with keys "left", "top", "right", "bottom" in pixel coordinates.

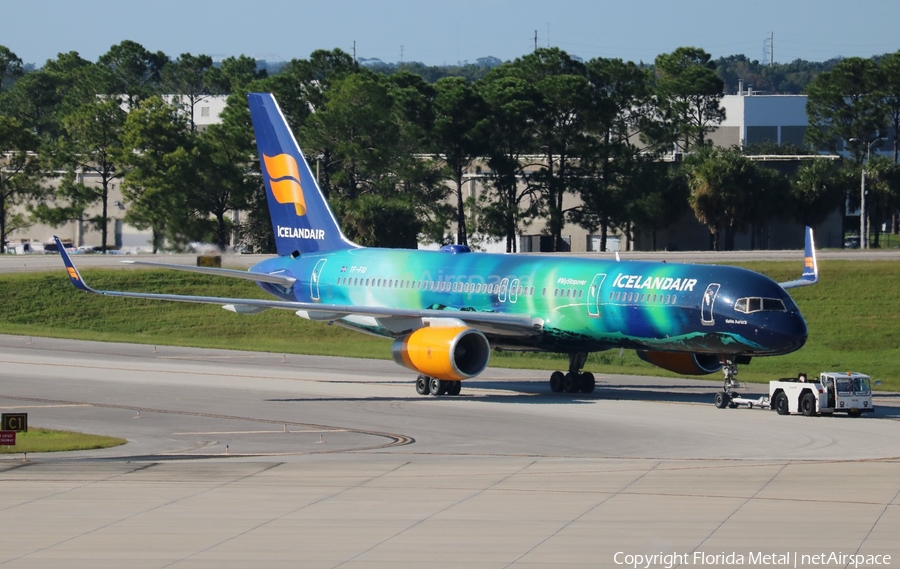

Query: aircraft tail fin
[
  {"left": 780, "top": 226, "right": 818, "bottom": 290},
  {"left": 247, "top": 92, "right": 357, "bottom": 256}
]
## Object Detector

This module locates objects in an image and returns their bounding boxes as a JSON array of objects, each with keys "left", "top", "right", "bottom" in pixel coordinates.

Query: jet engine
[
  {"left": 391, "top": 326, "right": 491, "bottom": 381},
  {"left": 636, "top": 350, "right": 722, "bottom": 375}
]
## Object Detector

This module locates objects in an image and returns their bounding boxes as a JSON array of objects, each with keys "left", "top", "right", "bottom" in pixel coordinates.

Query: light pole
[{"left": 849, "top": 137, "right": 885, "bottom": 249}]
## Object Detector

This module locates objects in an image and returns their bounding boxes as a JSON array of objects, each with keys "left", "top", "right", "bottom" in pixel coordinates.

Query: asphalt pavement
[{"left": 2, "top": 335, "right": 899, "bottom": 568}]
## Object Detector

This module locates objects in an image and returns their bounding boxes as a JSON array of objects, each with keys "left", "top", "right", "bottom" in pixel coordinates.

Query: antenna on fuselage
[{"left": 615, "top": 251, "right": 620, "bottom": 262}]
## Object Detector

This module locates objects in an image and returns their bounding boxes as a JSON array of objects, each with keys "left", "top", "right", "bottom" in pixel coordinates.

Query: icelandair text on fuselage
[
  {"left": 614, "top": 551, "right": 890, "bottom": 568},
  {"left": 613, "top": 273, "right": 698, "bottom": 292},
  {"left": 277, "top": 226, "right": 325, "bottom": 240}
]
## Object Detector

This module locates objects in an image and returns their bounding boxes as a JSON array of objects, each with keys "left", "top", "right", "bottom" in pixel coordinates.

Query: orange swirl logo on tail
[{"left": 263, "top": 153, "right": 307, "bottom": 216}]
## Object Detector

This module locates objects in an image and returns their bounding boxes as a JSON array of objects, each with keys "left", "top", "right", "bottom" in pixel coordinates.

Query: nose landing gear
[{"left": 714, "top": 357, "right": 740, "bottom": 408}]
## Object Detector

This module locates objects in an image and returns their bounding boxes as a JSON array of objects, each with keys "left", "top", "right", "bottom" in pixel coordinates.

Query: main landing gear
[
  {"left": 415, "top": 374, "right": 462, "bottom": 397},
  {"left": 714, "top": 358, "right": 740, "bottom": 409},
  {"left": 549, "top": 352, "right": 596, "bottom": 394}
]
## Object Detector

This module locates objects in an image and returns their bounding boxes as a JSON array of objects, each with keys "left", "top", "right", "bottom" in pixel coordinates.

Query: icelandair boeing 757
[{"left": 56, "top": 92, "right": 818, "bottom": 397}]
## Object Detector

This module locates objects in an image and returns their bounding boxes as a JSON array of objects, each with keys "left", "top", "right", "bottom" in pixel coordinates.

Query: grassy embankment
[
  {"left": 0, "top": 428, "right": 126, "bottom": 454},
  {"left": 0, "top": 260, "right": 897, "bottom": 389}
]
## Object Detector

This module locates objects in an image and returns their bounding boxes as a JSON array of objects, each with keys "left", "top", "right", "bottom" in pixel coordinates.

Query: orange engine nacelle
[
  {"left": 391, "top": 326, "right": 490, "bottom": 381},
  {"left": 636, "top": 350, "right": 722, "bottom": 375}
]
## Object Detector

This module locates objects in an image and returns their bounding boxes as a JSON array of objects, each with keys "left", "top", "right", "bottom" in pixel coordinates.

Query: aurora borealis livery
[{"left": 56, "top": 92, "right": 819, "bottom": 397}]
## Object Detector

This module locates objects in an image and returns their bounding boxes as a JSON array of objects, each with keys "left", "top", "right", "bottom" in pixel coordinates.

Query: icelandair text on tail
[
  {"left": 277, "top": 226, "right": 325, "bottom": 240},
  {"left": 614, "top": 551, "right": 890, "bottom": 568}
]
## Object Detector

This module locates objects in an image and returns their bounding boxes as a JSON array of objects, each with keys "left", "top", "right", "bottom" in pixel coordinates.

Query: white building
[{"left": 710, "top": 89, "right": 810, "bottom": 149}]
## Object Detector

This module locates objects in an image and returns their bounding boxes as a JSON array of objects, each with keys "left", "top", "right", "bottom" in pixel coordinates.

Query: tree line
[{"left": 1, "top": 41, "right": 899, "bottom": 255}]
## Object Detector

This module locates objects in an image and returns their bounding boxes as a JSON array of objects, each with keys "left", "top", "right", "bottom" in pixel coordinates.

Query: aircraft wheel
[
  {"left": 800, "top": 392, "right": 817, "bottom": 416},
  {"left": 415, "top": 375, "right": 430, "bottom": 396},
  {"left": 714, "top": 391, "right": 730, "bottom": 409},
  {"left": 447, "top": 381, "right": 461, "bottom": 396},
  {"left": 579, "top": 372, "right": 595, "bottom": 393},
  {"left": 563, "top": 372, "right": 580, "bottom": 393},
  {"left": 549, "top": 371, "right": 565, "bottom": 393},
  {"left": 429, "top": 377, "right": 447, "bottom": 396},
  {"left": 773, "top": 392, "right": 789, "bottom": 415}
]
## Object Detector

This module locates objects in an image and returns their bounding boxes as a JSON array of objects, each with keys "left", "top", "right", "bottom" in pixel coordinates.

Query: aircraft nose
[{"left": 774, "top": 310, "right": 808, "bottom": 353}]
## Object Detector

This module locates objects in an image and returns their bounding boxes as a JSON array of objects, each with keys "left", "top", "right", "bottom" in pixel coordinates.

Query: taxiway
[{"left": 1, "top": 335, "right": 899, "bottom": 568}]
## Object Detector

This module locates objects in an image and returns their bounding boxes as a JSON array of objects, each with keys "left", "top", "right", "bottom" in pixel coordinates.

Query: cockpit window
[{"left": 734, "top": 297, "right": 786, "bottom": 314}]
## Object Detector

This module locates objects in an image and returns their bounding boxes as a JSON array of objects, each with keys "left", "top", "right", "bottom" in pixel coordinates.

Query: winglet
[
  {"left": 55, "top": 236, "right": 94, "bottom": 293},
  {"left": 780, "top": 226, "right": 818, "bottom": 290}
]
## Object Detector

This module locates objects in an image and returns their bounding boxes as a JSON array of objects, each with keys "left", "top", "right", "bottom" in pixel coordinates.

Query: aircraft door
[
  {"left": 310, "top": 258, "right": 327, "bottom": 301},
  {"left": 701, "top": 283, "right": 721, "bottom": 326},
  {"left": 498, "top": 278, "right": 509, "bottom": 302},
  {"left": 508, "top": 278, "right": 520, "bottom": 303},
  {"left": 587, "top": 273, "right": 607, "bottom": 317}
]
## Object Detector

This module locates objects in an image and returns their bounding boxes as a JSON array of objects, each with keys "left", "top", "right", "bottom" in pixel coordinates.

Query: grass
[
  {"left": 0, "top": 261, "right": 898, "bottom": 390},
  {"left": 0, "top": 428, "right": 126, "bottom": 454}
]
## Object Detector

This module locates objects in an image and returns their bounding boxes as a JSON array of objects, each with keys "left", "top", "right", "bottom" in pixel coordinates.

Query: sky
[{"left": 4, "top": 0, "right": 900, "bottom": 69}]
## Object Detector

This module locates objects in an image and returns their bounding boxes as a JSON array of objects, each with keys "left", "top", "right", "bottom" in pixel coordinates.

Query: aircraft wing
[
  {"left": 779, "top": 226, "right": 818, "bottom": 290},
  {"left": 55, "top": 237, "right": 541, "bottom": 337},
  {"left": 120, "top": 260, "right": 296, "bottom": 287}
]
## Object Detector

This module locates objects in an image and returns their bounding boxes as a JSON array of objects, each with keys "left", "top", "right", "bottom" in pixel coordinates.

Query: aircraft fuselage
[{"left": 251, "top": 248, "right": 808, "bottom": 358}]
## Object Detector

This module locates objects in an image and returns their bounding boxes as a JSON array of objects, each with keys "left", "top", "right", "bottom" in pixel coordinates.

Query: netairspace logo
[{"left": 613, "top": 551, "right": 891, "bottom": 568}]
